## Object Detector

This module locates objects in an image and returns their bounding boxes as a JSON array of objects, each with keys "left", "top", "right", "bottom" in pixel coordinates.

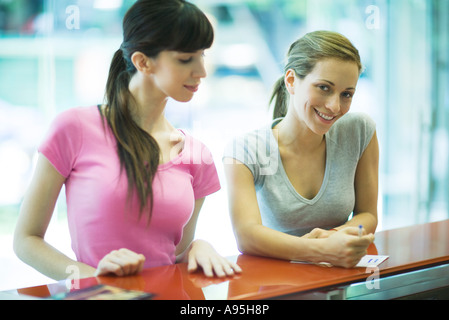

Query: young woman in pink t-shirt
[{"left": 14, "top": 0, "right": 241, "bottom": 281}]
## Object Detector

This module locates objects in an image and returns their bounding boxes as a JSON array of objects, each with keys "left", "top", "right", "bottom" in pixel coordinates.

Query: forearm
[
  {"left": 337, "top": 212, "right": 378, "bottom": 234},
  {"left": 236, "top": 224, "right": 327, "bottom": 263},
  {"left": 14, "top": 235, "right": 96, "bottom": 281}
]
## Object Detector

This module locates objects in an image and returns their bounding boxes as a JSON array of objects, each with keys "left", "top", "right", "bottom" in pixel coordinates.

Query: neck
[
  {"left": 275, "top": 111, "right": 325, "bottom": 153},
  {"left": 128, "top": 72, "right": 168, "bottom": 135}
]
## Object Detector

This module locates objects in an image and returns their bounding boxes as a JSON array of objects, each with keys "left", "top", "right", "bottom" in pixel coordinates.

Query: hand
[
  {"left": 95, "top": 248, "right": 146, "bottom": 277},
  {"left": 304, "top": 228, "right": 336, "bottom": 239},
  {"left": 324, "top": 227, "right": 374, "bottom": 268},
  {"left": 186, "top": 240, "right": 242, "bottom": 278}
]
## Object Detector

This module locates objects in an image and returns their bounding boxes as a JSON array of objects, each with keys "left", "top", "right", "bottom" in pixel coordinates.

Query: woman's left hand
[
  {"left": 186, "top": 240, "right": 242, "bottom": 277},
  {"left": 304, "top": 227, "right": 336, "bottom": 239}
]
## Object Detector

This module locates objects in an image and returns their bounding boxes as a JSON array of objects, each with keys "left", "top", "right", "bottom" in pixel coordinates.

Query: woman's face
[
  {"left": 286, "top": 58, "right": 360, "bottom": 136},
  {"left": 150, "top": 50, "right": 207, "bottom": 102}
]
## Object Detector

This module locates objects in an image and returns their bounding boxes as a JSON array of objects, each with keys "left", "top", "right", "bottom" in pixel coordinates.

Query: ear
[
  {"left": 284, "top": 69, "right": 296, "bottom": 95},
  {"left": 131, "top": 51, "right": 153, "bottom": 74}
]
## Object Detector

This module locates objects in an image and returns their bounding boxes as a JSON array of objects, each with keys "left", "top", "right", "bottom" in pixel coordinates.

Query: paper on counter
[{"left": 355, "top": 255, "right": 389, "bottom": 267}]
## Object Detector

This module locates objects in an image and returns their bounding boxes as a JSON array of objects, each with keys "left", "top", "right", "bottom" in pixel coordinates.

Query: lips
[
  {"left": 314, "top": 108, "right": 336, "bottom": 121},
  {"left": 184, "top": 84, "right": 199, "bottom": 93}
]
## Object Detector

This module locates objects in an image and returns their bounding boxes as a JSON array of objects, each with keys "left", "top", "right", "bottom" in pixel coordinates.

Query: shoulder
[
  {"left": 330, "top": 112, "right": 376, "bottom": 140},
  {"left": 335, "top": 111, "right": 375, "bottom": 127},
  {"left": 223, "top": 124, "right": 273, "bottom": 160},
  {"left": 223, "top": 123, "right": 279, "bottom": 178},
  {"left": 336, "top": 112, "right": 375, "bottom": 130},
  {"left": 51, "top": 106, "right": 99, "bottom": 131},
  {"left": 179, "top": 132, "right": 221, "bottom": 197},
  {"left": 42, "top": 105, "right": 102, "bottom": 153},
  {"left": 39, "top": 106, "right": 98, "bottom": 177},
  {"left": 329, "top": 112, "right": 376, "bottom": 157}
]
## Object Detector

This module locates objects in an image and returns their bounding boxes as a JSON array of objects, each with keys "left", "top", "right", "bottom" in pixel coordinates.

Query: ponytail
[
  {"left": 100, "top": 0, "right": 214, "bottom": 224},
  {"left": 103, "top": 48, "right": 160, "bottom": 224},
  {"left": 270, "top": 76, "right": 288, "bottom": 119},
  {"left": 105, "top": 49, "right": 130, "bottom": 112}
]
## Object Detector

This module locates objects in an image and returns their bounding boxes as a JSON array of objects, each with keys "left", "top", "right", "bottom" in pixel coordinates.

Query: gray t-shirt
[{"left": 223, "top": 112, "right": 376, "bottom": 236}]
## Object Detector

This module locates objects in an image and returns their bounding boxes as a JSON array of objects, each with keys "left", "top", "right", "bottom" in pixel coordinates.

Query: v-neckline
[{"left": 270, "top": 120, "right": 331, "bottom": 204}]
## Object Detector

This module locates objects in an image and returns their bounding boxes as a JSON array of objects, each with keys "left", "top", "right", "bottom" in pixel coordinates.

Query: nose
[
  {"left": 192, "top": 59, "right": 207, "bottom": 79},
  {"left": 326, "top": 94, "right": 341, "bottom": 114}
]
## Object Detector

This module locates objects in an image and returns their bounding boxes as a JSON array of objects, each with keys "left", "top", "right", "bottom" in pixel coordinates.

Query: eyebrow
[{"left": 318, "top": 79, "right": 356, "bottom": 91}]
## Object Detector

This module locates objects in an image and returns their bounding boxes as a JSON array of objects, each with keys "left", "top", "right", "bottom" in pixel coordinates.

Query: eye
[
  {"left": 179, "top": 57, "right": 193, "bottom": 64},
  {"left": 318, "top": 85, "right": 329, "bottom": 91},
  {"left": 342, "top": 92, "right": 354, "bottom": 99}
]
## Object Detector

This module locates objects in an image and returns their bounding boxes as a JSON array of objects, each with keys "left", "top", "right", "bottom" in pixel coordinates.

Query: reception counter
[{"left": 4, "top": 219, "right": 449, "bottom": 300}]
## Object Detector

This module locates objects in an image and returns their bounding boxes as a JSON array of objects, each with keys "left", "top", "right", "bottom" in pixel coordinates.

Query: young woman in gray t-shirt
[{"left": 223, "top": 31, "right": 378, "bottom": 268}]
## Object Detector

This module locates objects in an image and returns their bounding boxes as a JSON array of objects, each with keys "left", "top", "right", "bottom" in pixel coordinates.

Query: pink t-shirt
[{"left": 39, "top": 106, "right": 220, "bottom": 269}]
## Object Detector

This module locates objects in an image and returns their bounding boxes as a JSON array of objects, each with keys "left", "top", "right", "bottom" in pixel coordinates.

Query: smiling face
[
  {"left": 150, "top": 50, "right": 207, "bottom": 102},
  {"left": 285, "top": 58, "right": 360, "bottom": 136}
]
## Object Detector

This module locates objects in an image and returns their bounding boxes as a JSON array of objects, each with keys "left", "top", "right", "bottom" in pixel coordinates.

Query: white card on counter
[{"left": 355, "top": 255, "right": 389, "bottom": 267}]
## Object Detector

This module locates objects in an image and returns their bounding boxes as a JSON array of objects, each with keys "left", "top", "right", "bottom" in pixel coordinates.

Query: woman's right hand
[
  {"left": 95, "top": 248, "right": 146, "bottom": 277},
  {"left": 323, "top": 227, "right": 374, "bottom": 268}
]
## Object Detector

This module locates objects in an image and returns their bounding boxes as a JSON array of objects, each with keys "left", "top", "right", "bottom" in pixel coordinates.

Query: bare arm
[
  {"left": 13, "top": 154, "right": 96, "bottom": 280},
  {"left": 223, "top": 158, "right": 374, "bottom": 268},
  {"left": 176, "top": 198, "right": 241, "bottom": 277},
  {"left": 14, "top": 154, "right": 146, "bottom": 279}
]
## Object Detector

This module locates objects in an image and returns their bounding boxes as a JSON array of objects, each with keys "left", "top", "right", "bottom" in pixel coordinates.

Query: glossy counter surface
[{"left": 8, "top": 219, "right": 449, "bottom": 300}]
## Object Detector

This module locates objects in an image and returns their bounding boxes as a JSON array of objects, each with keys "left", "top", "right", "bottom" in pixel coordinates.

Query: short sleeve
[
  {"left": 360, "top": 113, "right": 376, "bottom": 156},
  {"left": 223, "top": 134, "right": 258, "bottom": 178},
  {"left": 223, "top": 127, "right": 278, "bottom": 184},
  {"left": 351, "top": 112, "right": 376, "bottom": 159},
  {"left": 186, "top": 136, "right": 221, "bottom": 199},
  {"left": 38, "top": 108, "right": 82, "bottom": 178},
  {"left": 330, "top": 112, "right": 376, "bottom": 160}
]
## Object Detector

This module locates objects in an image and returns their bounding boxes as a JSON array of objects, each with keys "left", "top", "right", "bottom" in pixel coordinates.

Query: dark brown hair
[{"left": 103, "top": 0, "right": 213, "bottom": 222}]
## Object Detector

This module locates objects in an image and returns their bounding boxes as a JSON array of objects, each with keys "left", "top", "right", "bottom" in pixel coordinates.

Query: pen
[{"left": 358, "top": 225, "right": 363, "bottom": 237}]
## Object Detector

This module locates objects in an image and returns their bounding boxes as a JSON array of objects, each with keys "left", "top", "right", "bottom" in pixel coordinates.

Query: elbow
[
  {"left": 12, "top": 228, "right": 33, "bottom": 263},
  {"left": 234, "top": 229, "right": 261, "bottom": 256},
  {"left": 237, "top": 244, "right": 257, "bottom": 257},
  {"left": 236, "top": 240, "right": 251, "bottom": 255},
  {"left": 13, "top": 238, "right": 24, "bottom": 264},
  {"left": 233, "top": 231, "right": 246, "bottom": 254},
  {"left": 12, "top": 230, "right": 25, "bottom": 260}
]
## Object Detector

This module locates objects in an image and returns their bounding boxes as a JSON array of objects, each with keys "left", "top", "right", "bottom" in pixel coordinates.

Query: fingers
[
  {"left": 187, "top": 255, "right": 199, "bottom": 274},
  {"left": 307, "top": 228, "right": 326, "bottom": 238},
  {"left": 95, "top": 248, "right": 145, "bottom": 277},
  {"left": 338, "top": 227, "right": 375, "bottom": 245},
  {"left": 326, "top": 228, "right": 375, "bottom": 268},
  {"left": 340, "top": 226, "right": 365, "bottom": 236},
  {"left": 185, "top": 240, "right": 242, "bottom": 278},
  {"left": 211, "top": 259, "right": 242, "bottom": 277},
  {"left": 188, "top": 254, "right": 242, "bottom": 278},
  {"left": 212, "top": 259, "right": 242, "bottom": 277},
  {"left": 331, "top": 245, "right": 368, "bottom": 268}
]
